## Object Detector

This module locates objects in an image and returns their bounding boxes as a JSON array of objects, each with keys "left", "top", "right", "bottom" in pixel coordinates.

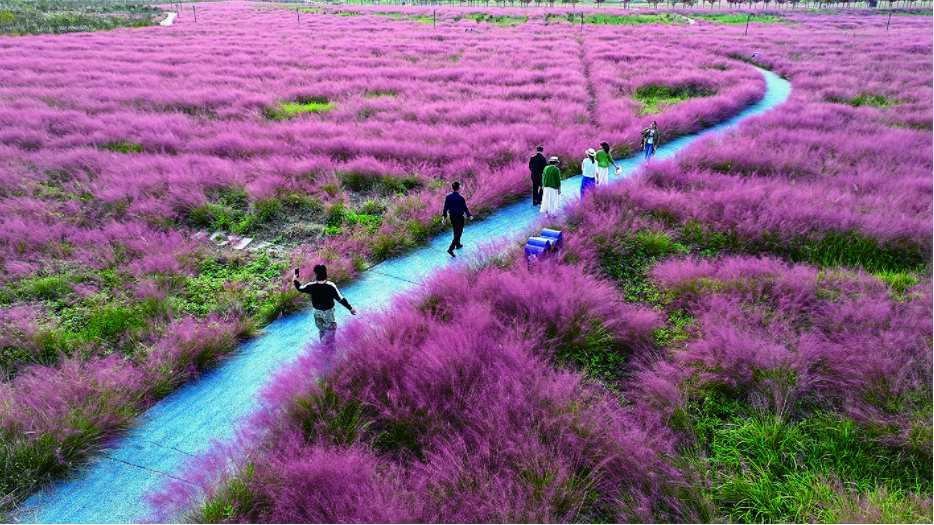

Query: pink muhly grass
[
  {"left": 635, "top": 255, "right": 932, "bottom": 451},
  {"left": 152, "top": 256, "right": 693, "bottom": 523}
]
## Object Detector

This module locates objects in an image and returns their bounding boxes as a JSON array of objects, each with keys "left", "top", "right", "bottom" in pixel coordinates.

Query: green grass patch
[
  {"left": 693, "top": 12, "right": 789, "bottom": 24},
  {"left": 826, "top": 93, "right": 900, "bottom": 108},
  {"left": 0, "top": 1, "right": 161, "bottom": 36},
  {"left": 551, "top": 318, "right": 632, "bottom": 382},
  {"left": 101, "top": 140, "right": 144, "bottom": 154},
  {"left": 686, "top": 396, "right": 933, "bottom": 523},
  {"left": 567, "top": 12, "right": 687, "bottom": 26},
  {"left": 674, "top": 221, "right": 928, "bottom": 275},
  {"left": 874, "top": 269, "right": 921, "bottom": 302},
  {"left": 263, "top": 96, "right": 333, "bottom": 120},
  {"left": 337, "top": 171, "right": 420, "bottom": 195},
  {"left": 598, "top": 229, "right": 689, "bottom": 302},
  {"left": 176, "top": 252, "right": 290, "bottom": 321},
  {"left": 456, "top": 12, "right": 527, "bottom": 25},
  {"left": 187, "top": 189, "right": 288, "bottom": 236},
  {"left": 789, "top": 230, "right": 926, "bottom": 274},
  {"left": 634, "top": 84, "right": 716, "bottom": 115},
  {"left": 189, "top": 462, "right": 262, "bottom": 523},
  {"left": 363, "top": 88, "right": 398, "bottom": 98}
]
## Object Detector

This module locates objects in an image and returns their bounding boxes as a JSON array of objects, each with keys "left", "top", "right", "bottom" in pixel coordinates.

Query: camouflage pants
[{"left": 313, "top": 308, "right": 337, "bottom": 343}]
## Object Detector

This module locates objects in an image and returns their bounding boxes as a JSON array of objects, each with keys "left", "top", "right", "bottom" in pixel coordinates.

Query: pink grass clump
[
  {"left": 152, "top": 259, "right": 698, "bottom": 523},
  {"left": 635, "top": 255, "right": 932, "bottom": 453}
]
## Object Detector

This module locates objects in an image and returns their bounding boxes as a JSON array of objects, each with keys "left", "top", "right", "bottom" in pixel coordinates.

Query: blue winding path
[{"left": 15, "top": 68, "right": 790, "bottom": 524}]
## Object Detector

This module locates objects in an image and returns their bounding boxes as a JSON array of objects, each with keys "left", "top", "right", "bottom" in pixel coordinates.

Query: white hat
[
  {"left": 549, "top": 156, "right": 559, "bottom": 162},
  {"left": 586, "top": 148, "right": 596, "bottom": 156}
]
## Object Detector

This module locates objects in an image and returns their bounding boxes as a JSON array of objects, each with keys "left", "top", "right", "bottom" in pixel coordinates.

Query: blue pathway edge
[{"left": 15, "top": 68, "right": 790, "bottom": 524}]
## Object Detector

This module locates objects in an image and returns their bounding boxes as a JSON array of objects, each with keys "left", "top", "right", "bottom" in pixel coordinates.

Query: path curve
[
  {"left": 159, "top": 12, "right": 176, "bottom": 26},
  {"left": 15, "top": 66, "right": 790, "bottom": 524}
]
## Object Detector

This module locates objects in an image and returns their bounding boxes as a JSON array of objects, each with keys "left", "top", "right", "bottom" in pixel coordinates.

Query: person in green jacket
[
  {"left": 539, "top": 156, "right": 562, "bottom": 217},
  {"left": 594, "top": 141, "right": 618, "bottom": 186}
]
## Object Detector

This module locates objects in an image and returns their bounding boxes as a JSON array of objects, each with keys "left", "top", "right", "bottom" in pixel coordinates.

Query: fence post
[
  {"left": 744, "top": 13, "right": 750, "bottom": 35},
  {"left": 433, "top": 9, "right": 436, "bottom": 27},
  {"left": 885, "top": 12, "right": 891, "bottom": 30},
  {"left": 193, "top": 4, "right": 196, "bottom": 22}
]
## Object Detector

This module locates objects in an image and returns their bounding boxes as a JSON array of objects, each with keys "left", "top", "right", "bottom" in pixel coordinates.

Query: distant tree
[
  {"left": 621, "top": 0, "right": 632, "bottom": 8},
  {"left": 595, "top": 0, "right": 605, "bottom": 6}
]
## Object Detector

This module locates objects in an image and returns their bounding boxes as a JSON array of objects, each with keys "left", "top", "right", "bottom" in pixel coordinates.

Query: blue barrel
[
  {"left": 524, "top": 244, "right": 548, "bottom": 259},
  {"left": 539, "top": 229, "right": 563, "bottom": 250},
  {"left": 525, "top": 236, "right": 553, "bottom": 260},
  {"left": 527, "top": 237, "right": 553, "bottom": 250}
]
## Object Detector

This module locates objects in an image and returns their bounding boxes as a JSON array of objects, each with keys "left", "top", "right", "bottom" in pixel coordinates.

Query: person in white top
[{"left": 580, "top": 148, "right": 597, "bottom": 198}]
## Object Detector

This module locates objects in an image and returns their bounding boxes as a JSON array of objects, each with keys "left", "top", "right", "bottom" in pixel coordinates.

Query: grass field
[{"left": 0, "top": 2, "right": 930, "bottom": 521}]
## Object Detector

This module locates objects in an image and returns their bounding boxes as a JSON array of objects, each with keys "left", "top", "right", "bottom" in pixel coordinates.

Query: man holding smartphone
[{"left": 293, "top": 264, "right": 356, "bottom": 344}]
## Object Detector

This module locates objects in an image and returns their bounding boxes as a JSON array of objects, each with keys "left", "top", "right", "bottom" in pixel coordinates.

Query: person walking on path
[
  {"left": 540, "top": 156, "right": 562, "bottom": 217},
  {"left": 641, "top": 121, "right": 661, "bottom": 161},
  {"left": 294, "top": 264, "right": 356, "bottom": 344},
  {"left": 581, "top": 148, "right": 597, "bottom": 198},
  {"left": 441, "top": 181, "right": 473, "bottom": 257},
  {"left": 594, "top": 142, "right": 618, "bottom": 186},
  {"left": 529, "top": 146, "right": 547, "bottom": 206}
]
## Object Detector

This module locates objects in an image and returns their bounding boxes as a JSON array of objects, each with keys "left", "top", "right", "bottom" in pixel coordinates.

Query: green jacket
[
  {"left": 595, "top": 149, "right": 614, "bottom": 168},
  {"left": 542, "top": 165, "right": 561, "bottom": 190}
]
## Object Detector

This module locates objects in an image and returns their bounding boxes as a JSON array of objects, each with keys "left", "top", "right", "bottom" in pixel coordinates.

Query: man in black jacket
[
  {"left": 528, "top": 145, "right": 546, "bottom": 206},
  {"left": 441, "top": 181, "right": 473, "bottom": 257},
  {"left": 294, "top": 264, "right": 356, "bottom": 343}
]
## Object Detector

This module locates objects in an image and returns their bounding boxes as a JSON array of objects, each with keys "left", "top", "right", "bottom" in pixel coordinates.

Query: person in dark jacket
[
  {"left": 528, "top": 146, "right": 547, "bottom": 206},
  {"left": 441, "top": 181, "right": 473, "bottom": 257},
  {"left": 641, "top": 121, "right": 661, "bottom": 161},
  {"left": 294, "top": 264, "right": 356, "bottom": 343}
]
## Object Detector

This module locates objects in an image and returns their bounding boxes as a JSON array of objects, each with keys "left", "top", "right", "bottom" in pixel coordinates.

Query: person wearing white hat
[
  {"left": 540, "top": 156, "right": 562, "bottom": 217},
  {"left": 581, "top": 148, "right": 597, "bottom": 198}
]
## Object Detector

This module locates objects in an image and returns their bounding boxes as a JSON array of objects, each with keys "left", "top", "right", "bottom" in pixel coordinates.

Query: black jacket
[
  {"left": 529, "top": 153, "right": 547, "bottom": 179},
  {"left": 442, "top": 192, "right": 472, "bottom": 219},
  {"left": 294, "top": 280, "right": 352, "bottom": 311}
]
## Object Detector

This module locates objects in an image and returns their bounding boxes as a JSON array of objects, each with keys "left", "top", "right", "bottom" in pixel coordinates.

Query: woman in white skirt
[
  {"left": 540, "top": 156, "right": 562, "bottom": 217},
  {"left": 594, "top": 141, "right": 618, "bottom": 186}
]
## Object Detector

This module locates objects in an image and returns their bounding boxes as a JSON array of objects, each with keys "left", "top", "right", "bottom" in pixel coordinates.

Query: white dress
[
  {"left": 595, "top": 165, "right": 609, "bottom": 186},
  {"left": 540, "top": 187, "right": 560, "bottom": 215}
]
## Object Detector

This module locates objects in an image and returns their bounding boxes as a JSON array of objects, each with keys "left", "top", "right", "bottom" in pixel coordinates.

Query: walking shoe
[
  {"left": 447, "top": 249, "right": 456, "bottom": 257},
  {"left": 455, "top": 244, "right": 463, "bottom": 249}
]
